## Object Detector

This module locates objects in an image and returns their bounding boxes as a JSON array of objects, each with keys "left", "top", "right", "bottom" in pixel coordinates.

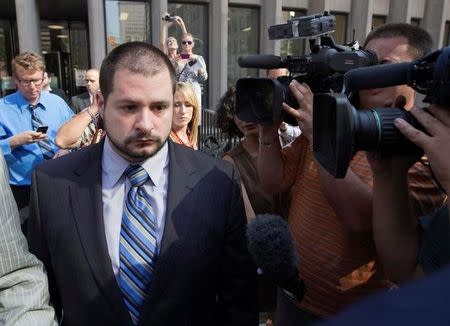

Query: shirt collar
[
  {"left": 15, "top": 90, "right": 48, "bottom": 111},
  {"left": 102, "top": 136, "right": 169, "bottom": 188}
]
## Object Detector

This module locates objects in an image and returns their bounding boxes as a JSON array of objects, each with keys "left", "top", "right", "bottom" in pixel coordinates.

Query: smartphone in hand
[{"left": 36, "top": 125, "right": 48, "bottom": 134}]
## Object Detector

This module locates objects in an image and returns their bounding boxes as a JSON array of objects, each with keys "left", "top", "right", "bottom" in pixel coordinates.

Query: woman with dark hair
[
  {"left": 217, "top": 86, "right": 284, "bottom": 325},
  {"left": 216, "top": 86, "right": 288, "bottom": 220}
]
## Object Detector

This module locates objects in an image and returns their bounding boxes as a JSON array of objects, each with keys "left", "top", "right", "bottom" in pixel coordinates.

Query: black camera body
[
  {"left": 162, "top": 14, "right": 176, "bottom": 22},
  {"left": 235, "top": 12, "right": 377, "bottom": 125},
  {"left": 313, "top": 46, "right": 450, "bottom": 177}
]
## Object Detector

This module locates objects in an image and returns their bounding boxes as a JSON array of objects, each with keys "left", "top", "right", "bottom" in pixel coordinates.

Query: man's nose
[{"left": 136, "top": 109, "right": 154, "bottom": 131}]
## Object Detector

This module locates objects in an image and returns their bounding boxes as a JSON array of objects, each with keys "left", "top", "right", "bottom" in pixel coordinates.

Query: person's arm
[
  {"left": 196, "top": 56, "right": 208, "bottom": 81},
  {"left": 175, "top": 16, "right": 188, "bottom": 34},
  {"left": 257, "top": 123, "right": 284, "bottom": 194},
  {"left": 8, "top": 131, "right": 47, "bottom": 150},
  {"left": 159, "top": 15, "right": 170, "bottom": 53},
  {"left": 395, "top": 105, "right": 450, "bottom": 197},
  {"left": 369, "top": 153, "right": 419, "bottom": 283},
  {"left": 0, "top": 153, "right": 57, "bottom": 325},
  {"left": 283, "top": 80, "right": 374, "bottom": 232},
  {"left": 55, "top": 98, "right": 98, "bottom": 149},
  {"left": 223, "top": 155, "right": 256, "bottom": 221}
]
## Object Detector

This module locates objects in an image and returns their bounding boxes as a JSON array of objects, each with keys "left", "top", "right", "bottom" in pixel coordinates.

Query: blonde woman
[{"left": 170, "top": 82, "right": 199, "bottom": 149}]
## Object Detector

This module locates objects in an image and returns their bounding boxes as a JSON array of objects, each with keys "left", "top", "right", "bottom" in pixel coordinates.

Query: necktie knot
[{"left": 125, "top": 164, "right": 149, "bottom": 187}]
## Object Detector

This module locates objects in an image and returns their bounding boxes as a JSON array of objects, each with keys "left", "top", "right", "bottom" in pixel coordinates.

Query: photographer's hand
[
  {"left": 282, "top": 80, "right": 313, "bottom": 143},
  {"left": 395, "top": 105, "right": 450, "bottom": 193}
]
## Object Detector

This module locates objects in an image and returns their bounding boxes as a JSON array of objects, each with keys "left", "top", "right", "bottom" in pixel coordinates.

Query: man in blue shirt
[{"left": 0, "top": 52, "right": 73, "bottom": 225}]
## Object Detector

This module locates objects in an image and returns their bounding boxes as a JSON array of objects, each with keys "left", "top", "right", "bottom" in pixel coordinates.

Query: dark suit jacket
[
  {"left": 27, "top": 140, "right": 258, "bottom": 326},
  {"left": 70, "top": 91, "right": 90, "bottom": 113},
  {"left": 324, "top": 263, "right": 450, "bottom": 325},
  {"left": 50, "top": 88, "right": 69, "bottom": 105}
]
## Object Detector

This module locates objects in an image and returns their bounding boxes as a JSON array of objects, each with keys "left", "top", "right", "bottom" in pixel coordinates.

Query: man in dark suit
[
  {"left": 27, "top": 42, "right": 258, "bottom": 325},
  {"left": 70, "top": 68, "right": 99, "bottom": 113}
]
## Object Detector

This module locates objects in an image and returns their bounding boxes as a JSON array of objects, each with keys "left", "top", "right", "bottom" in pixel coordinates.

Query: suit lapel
[
  {"left": 140, "top": 141, "right": 198, "bottom": 322},
  {"left": 69, "top": 142, "right": 131, "bottom": 325}
]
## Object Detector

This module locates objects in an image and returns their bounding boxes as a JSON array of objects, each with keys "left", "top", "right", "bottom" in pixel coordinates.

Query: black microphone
[
  {"left": 246, "top": 214, "right": 305, "bottom": 302},
  {"left": 238, "top": 55, "right": 283, "bottom": 69},
  {"left": 344, "top": 62, "right": 412, "bottom": 91}
]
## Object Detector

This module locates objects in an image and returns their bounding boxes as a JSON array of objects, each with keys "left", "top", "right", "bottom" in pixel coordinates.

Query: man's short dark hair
[
  {"left": 100, "top": 42, "right": 177, "bottom": 102},
  {"left": 363, "top": 23, "right": 433, "bottom": 59}
]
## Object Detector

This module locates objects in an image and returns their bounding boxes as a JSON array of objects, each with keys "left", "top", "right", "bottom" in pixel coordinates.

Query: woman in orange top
[{"left": 170, "top": 82, "right": 200, "bottom": 149}]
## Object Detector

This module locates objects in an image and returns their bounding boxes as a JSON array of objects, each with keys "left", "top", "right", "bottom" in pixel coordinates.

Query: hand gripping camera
[{"left": 313, "top": 46, "right": 450, "bottom": 177}]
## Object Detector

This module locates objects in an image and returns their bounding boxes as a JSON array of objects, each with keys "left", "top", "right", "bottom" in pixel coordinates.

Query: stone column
[
  {"left": 422, "top": 0, "right": 448, "bottom": 49},
  {"left": 88, "top": 0, "right": 107, "bottom": 68},
  {"left": 348, "top": 0, "right": 373, "bottom": 45},
  {"left": 261, "top": 0, "right": 282, "bottom": 56},
  {"left": 151, "top": 0, "right": 168, "bottom": 47},
  {"left": 387, "top": 0, "right": 411, "bottom": 23},
  {"left": 209, "top": 0, "right": 228, "bottom": 111},
  {"left": 15, "top": 0, "right": 41, "bottom": 53}
]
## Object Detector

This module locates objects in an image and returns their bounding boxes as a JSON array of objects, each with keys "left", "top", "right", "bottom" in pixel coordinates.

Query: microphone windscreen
[{"left": 246, "top": 214, "right": 298, "bottom": 282}]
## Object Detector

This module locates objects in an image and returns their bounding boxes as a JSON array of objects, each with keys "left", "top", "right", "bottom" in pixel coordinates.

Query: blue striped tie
[
  {"left": 29, "top": 105, "right": 54, "bottom": 159},
  {"left": 119, "top": 165, "right": 158, "bottom": 325}
]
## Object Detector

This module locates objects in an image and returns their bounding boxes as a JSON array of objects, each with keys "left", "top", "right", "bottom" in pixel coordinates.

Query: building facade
[{"left": 1, "top": 0, "right": 450, "bottom": 110}]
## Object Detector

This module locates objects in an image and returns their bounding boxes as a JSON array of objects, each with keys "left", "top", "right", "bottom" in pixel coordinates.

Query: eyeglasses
[
  {"left": 18, "top": 78, "right": 43, "bottom": 87},
  {"left": 182, "top": 41, "right": 193, "bottom": 45}
]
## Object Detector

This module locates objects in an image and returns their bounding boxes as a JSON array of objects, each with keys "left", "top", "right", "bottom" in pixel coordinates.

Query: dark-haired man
[
  {"left": 257, "top": 23, "right": 446, "bottom": 324},
  {"left": 28, "top": 42, "right": 257, "bottom": 325}
]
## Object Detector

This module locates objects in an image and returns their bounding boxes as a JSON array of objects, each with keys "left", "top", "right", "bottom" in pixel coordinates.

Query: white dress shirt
[{"left": 101, "top": 137, "right": 169, "bottom": 278}]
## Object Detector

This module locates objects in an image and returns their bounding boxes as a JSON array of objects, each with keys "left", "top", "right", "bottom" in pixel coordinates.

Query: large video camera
[
  {"left": 313, "top": 46, "right": 450, "bottom": 177},
  {"left": 235, "top": 12, "right": 378, "bottom": 125}
]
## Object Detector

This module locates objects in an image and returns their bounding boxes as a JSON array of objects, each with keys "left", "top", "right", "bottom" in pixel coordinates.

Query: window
[
  {"left": 371, "top": 15, "right": 386, "bottom": 30},
  {"left": 168, "top": 2, "right": 209, "bottom": 109},
  {"left": 69, "top": 22, "right": 89, "bottom": 71},
  {"left": 40, "top": 21, "right": 89, "bottom": 96},
  {"left": 280, "top": 9, "right": 307, "bottom": 57},
  {"left": 0, "top": 20, "right": 17, "bottom": 96},
  {"left": 105, "top": 1, "right": 151, "bottom": 53},
  {"left": 331, "top": 12, "right": 348, "bottom": 44},
  {"left": 228, "top": 6, "right": 260, "bottom": 87},
  {"left": 444, "top": 21, "right": 450, "bottom": 46}
]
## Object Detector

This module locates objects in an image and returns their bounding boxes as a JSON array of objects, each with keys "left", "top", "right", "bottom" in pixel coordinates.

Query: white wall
[
  {"left": 282, "top": 0, "right": 308, "bottom": 9},
  {"left": 372, "top": 0, "right": 390, "bottom": 16},
  {"left": 326, "top": 0, "right": 351, "bottom": 12}
]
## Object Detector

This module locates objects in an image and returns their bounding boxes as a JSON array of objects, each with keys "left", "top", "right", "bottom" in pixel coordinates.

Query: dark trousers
[
  {"left": 10, "top": 185, "right": 31, "bottom": 235},
  {"left": 274, "top": 289, "right": 321, "bottom": 326}
]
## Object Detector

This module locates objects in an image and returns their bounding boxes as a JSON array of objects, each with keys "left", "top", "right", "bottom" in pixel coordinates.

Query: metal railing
[{"left": 198, "top": 109, "right": 240, "bottom": 154}]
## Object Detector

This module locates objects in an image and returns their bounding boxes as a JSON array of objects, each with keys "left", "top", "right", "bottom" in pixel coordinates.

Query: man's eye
[
  {"left": 121, "top": 105, "right": 135, "bottom": 111},
  {"left": 152, "top": 105, "right": 169, "bottom": 112}
]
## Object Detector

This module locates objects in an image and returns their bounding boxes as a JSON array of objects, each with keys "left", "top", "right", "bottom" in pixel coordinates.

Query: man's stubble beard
[{"left": 103, "top": 115, "right": 168, "bottom": 162}]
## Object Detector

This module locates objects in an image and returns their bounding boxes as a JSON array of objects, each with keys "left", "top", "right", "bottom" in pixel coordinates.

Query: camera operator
[
  {"left": 369, "top": 104, "right": 449, "bottom": 284},
  {"left": 257, "top": 23, "right": 446, "bottom": 324}
]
